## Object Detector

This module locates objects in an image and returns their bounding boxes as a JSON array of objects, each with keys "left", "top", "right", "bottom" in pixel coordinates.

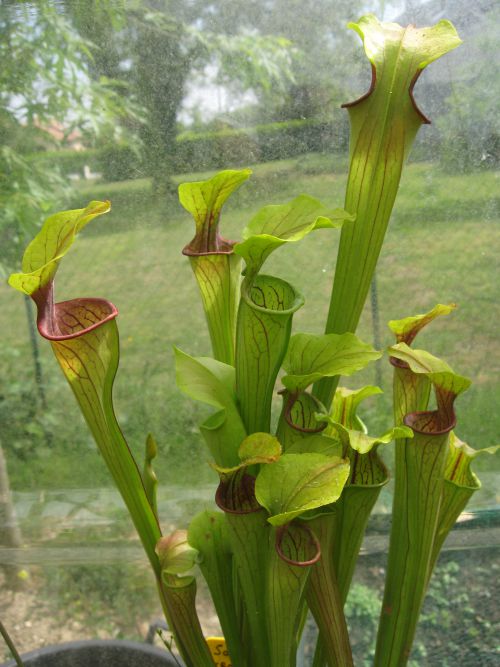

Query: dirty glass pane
[{"left": 0, "top": 0, "right": 498, "bottom": 664}]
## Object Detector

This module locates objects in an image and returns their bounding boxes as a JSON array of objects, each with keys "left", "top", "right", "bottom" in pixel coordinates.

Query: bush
[
  {"left": 175, "top": 126, "right": 259, "bottom": 172},
  {"left": 26, "top": 148, "right": 100, "bottom": 177},
  {"left": 175, "top": 118, "right": 348, "bottom": 172},
  {"left": 27, "top": 119, "right": 351, "bottom": 183},
  {"left": 95, "top": 144, "right": 143, "bottom": 182}
]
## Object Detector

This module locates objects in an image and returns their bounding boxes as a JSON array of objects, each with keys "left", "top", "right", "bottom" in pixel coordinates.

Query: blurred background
[{"left": 0, "top": 1, "right": 498, "bottom": 664}]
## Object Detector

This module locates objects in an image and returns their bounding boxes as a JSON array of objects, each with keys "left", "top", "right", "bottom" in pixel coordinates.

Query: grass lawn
[{"left": 2, "top": 154, "right": 499, "bottom": 496}]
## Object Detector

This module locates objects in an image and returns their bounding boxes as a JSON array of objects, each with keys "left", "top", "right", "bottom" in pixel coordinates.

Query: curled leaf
[
  {"left": 8, "top": 201, "right": 110, "bottom": 297},
  {"left": 389, "top": 342, "right": 471, "bottom": 428},
  {"left": 238, "top": 432, "right": 282, "bottom": 463},
  {"left": 180, "top": 169, "right": 251, "bottom": 255},
  {"left": 388, "top": 303, "right": 456, "bottom": 345},
  {"left": 234, "top": 195, "right": 352, "bottom": 277},
  {"left": 317, "top": 416, "right": 413, "bottom": 455},
  {"left": 444, "top": 432, "right": 500, "bottom": 489},
  {"left": 255, "top": 453, "right": 350, "bottom": 526},
  {"left": 283, "top": 332, "right": 381, "bottom": 393},
  {"left": 330, "top": 385, "right": 383, "bottom": 431},
  {"left": 212, "top": 432, "right": 282, "bottom": 476}
]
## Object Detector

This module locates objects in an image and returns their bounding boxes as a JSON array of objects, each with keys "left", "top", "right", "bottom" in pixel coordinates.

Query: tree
[
  {"left": 0, "top": 0, "right": 139, "bottom": 446},
  {"left": 66, "top": 0, "right": 298, "bottom": 193},
  {"left": 0, "top": 0, "right": 139, "bottom": 275},
  {"left": 437, "top": 5, "right": 499, "bottom": 171},
  {"left": 193, "top": 0, "right": 372, "bottom": 122}
]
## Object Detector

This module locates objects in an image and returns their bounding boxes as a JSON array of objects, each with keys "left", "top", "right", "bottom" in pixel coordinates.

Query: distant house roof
[{"left": 33, "top": 118, "right": 85, "bottom": 150}]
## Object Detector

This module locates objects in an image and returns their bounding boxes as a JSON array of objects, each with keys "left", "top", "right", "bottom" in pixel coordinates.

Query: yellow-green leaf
[{"left": 8, "top": 201, "right": 110, "bottom": 296}]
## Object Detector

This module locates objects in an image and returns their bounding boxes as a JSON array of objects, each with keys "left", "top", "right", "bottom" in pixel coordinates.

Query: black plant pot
[{"left": 1, "top": 639, "right": 179, "bottom": 667}]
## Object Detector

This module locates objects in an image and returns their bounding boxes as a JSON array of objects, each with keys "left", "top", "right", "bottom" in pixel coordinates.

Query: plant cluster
[{"left": 6, "top": 14, "right": 498, "bottom": 667}]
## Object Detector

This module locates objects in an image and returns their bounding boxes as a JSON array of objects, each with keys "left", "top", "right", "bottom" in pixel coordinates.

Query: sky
[{"left": 179, "top": 0, "right": 413, "bottom": 125}]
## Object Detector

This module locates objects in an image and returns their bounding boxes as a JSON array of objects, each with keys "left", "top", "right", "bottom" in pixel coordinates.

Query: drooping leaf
[
  {"left": 180, "top": 169, "right": 251, "bottom": 254},
  {"left": 388, "top": 303, "right": 456, "bottom": 345},
  {"left": 429, "top": 433, "right": 500, "bottom": 578},
  {"left": 316, "top": 15, "right": 461, "bottom": 409},
  {"left": 255, "top": 453, "right": 350, "bottom": 525},
  {"left": 234, "top": 195, "right": 352, "bottom": 277},
  {"left": 238, "top": 432, "right": 282, "bottom": 463},
  {"left": 388, "top": 342, "right": 471, "bottom": 409},
  {"left": 317, "top": 416, "right": 413, "bottom": 455},
  {"left": 174, "top": 348, "right": 246, "bottom": 466},
  {"left": 444, "top": 432, "right": 500, "bottom": 487},
  {"left": 212, "top": 432, "right": 282, "bottom": 475},
  {"left": 282, "top": 332, "right": 381, "bottom": 393},
  {"left": 8, "top": 201, "right": 110, "bottom": 296},
  {"left": 330, "top": 385, "right": 383, "bottom": 430}
]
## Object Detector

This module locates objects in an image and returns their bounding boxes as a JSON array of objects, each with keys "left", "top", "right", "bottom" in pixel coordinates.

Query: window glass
[{"left": 1, "top": 0, "right": 498, "bottom": 663}]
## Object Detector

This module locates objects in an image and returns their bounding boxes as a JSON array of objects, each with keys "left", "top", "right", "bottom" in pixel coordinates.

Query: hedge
[
  {"left": 27, "top": 118, "right": 350, "bottom": 182},
  {"left": 174, "top": 118, "right": 349, "bottom": 172},
  {"left": 26, "top": 148, "right": 100, "bottom": 177}
]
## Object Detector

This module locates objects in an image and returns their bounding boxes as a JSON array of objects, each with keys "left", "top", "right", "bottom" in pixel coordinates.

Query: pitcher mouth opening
[
  {"left": 215, "top": 474, "right": 261, "bottom": 515},
  {"left": 33, "top": 284, "right": 118, "bottom": 341},
  {"left": 404, "top": 409, "right": 456, "bottom": 436}
]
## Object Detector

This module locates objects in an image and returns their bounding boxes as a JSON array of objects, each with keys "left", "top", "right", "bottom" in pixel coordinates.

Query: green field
[{"left": 2, "top": 154, "right": 499, "bottom": 493}]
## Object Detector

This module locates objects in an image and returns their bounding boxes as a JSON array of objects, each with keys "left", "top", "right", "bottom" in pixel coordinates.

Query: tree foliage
[{"left": 0, "top": 0, "right": 139, "bottom": 274}]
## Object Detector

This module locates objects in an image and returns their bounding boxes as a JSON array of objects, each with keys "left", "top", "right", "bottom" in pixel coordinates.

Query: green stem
[
  {"left": 266, "top": 524, "right": 318, "bottom": 667},
  {"left": 188, "top": 510, "right": 246, "bottom": 667},
  {"left": 50, "top": 315, "right": 209, "bottom": 667},
  {"left": 373, "top": 413, "right": 452, "bottom": 667},
  {"left": 0, "top": 620, "right": 24, "bottom": 667},
  {"left": 333, "top": 452, "right": 389, "bottom": 603},
  {"left": 314, "top": 16, "right": 461, "bottom": 410},
  {"left": 427, "top": 478, "right": 474, "bottom": 581},
  {"left": 306, "top": 516, "right": 353, "bottom": 667},
  {"left": 158, "top": 577, "right": 215, "bottom": 667},
  {"left": 312, "top": 640, "right": 327, "bottom": 667},
  {"left": 188, "top": 253, "right": 242, "bottom": 365},
  {"left": 235, "top": 275, "right": 304, "bottom": 433},
  {"left": 224, "top": 509, "right": 271, "bottom": 666}
]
